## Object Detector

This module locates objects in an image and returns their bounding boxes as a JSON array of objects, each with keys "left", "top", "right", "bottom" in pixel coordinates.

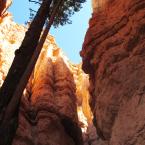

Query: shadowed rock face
[
  {"left": 81, "top": 0, "right": 145, "bottom": 144},
  {"left": 91, "top": 0, "right": 108, "bottom": 12}
]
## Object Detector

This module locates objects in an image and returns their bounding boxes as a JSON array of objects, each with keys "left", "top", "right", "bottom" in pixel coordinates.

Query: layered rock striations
[
  {"left": 0, "top": 2, "right": 94, "bottom": 144},
  {"left": 81, "top": 0, "right": 145, "bottom": 144},
  {"left": 12, "top": 46, "right": 83, "bottom": 145}
]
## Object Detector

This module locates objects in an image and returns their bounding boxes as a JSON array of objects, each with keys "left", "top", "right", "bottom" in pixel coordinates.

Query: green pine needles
[
  {"left": 29, "top": 0, "right": 86, "bottom": 27},
  {"left": 50, "top": 0, "right": 86, "bottom": 27}
]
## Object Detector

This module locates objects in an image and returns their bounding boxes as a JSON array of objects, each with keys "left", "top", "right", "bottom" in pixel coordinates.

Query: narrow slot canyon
[{"left": 0, "top": 0, "right": 145, "bottom": 145}]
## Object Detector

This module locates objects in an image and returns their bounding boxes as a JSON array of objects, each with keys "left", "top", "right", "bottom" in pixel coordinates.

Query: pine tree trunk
[
  {"left": 0, "top": 0, "right": 52, "bottom": 144},
  {"left": 3, "top": 0, "right": 63, "bottom": 124}
]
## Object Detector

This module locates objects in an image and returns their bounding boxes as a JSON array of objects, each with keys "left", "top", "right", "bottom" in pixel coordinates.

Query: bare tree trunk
[{"left": 0, "top": 0, "right": 53, "bottom": 144}]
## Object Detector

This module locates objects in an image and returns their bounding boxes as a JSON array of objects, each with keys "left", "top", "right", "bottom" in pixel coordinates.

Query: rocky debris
[{"left": 81, "top": 0, "right": 145, "bottom": 144}]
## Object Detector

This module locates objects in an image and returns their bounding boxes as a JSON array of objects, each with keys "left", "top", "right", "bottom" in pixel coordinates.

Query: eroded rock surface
[
  {"left": 0, "top": 0, "right": 12, "bottom": 22},
  {"left": 0, "top": 5, "right": 84, "bottom": 145},
  {"left": 13, "top": 46, "right": 83, "bottom": 145},
  {"left": 81, "top": 0, "right": 145, "bottom": 144}
]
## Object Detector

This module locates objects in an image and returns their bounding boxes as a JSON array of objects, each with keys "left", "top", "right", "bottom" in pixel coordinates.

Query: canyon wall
[
  {"left": 0, "top": 22, "right": 83, "bottom": 145},
  {"left": 2, "top": 0, "right": 145, "bottom": 144},
  {"left": 12, "top": 47, "right": 83, "bottom": 145},
  {"left": 81, "top": 0, "right": 145, "bottom": 144},
  {"left": 0, "top": 2, "right": 85, "bottom": 144}
]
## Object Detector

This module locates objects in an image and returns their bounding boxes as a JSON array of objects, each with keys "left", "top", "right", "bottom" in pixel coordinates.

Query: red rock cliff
[
  {"left": 0, "top": 2, "right": 85, "bottom": 144},
  {"left": 81, "top": 0, "right": 145, "bottom": 144},
  {"left": 12, "top": 47, "right": 83, "bottom": 145},
  {"left": 0, "top": 1, "right": 95, "bottom": 144}
]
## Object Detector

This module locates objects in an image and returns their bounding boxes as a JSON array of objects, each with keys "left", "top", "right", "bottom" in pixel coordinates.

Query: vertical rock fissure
[{"left": 73, "top": 64, "right": 108, "bottom": 145}]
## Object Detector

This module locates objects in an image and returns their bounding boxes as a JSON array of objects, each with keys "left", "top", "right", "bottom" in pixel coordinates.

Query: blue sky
[{"left": 9, "top": 0, "right": 92, "bottom": 63}]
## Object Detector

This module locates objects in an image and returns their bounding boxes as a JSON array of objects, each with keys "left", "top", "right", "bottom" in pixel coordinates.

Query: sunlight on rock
[
  {"left": 0, "top": 2, "right": 94, "bottom": 145},
  {"left": 77, "top": 106, "right": 88, "bottom": 133},
  {"left": 92, "top": 0, "right": 107, "bottom": 12}
]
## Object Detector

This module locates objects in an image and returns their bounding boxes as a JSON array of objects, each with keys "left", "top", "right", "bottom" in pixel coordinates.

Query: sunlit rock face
[
  {"left": 91, "top": 0, "right": 107, "bottom": 12},
  {"left": 0, "top": 0, "right": 12, "bottom": 21},
  {"left": 0, "top": 3, "right": 94, "bottom": 145},
  {"left": 0, "top": 4, "right": 26, "bottom": 86},
  {"left": 12, "top": 46, "right": 84, "bottom": 145},
  {"left": 0, "top": 19, "right": 83, "bottom": 145},
  {"left": 81, "top": 0, "right": 145, "bottom": 144}
]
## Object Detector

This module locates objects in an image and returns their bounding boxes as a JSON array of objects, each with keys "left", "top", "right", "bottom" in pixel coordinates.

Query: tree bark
[{"left": 0, "top": 0, "right": 52, "bottom": 144}]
